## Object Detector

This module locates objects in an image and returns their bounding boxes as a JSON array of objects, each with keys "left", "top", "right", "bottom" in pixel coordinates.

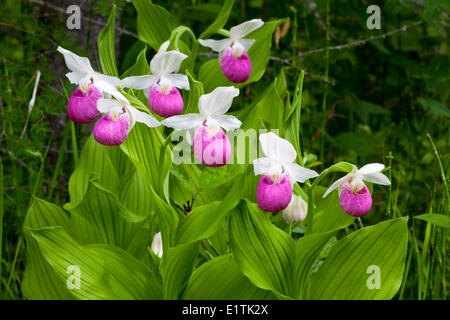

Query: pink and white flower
[
  {"left": 161, "top": 86, "right": 241, "bottom": 167},
  {"left": 57, "top": 46, "right": 122, "bottom": 123},
  {"left": 322, "top": 163, "right": 391, "bottom": 217},
  {"left": 253, "top": 133, "right": 318, "bottom": 212},
  {"left": 93, "top": 90, "right": 160, "bottom": 146},
  {"left": 121, "top": 49, "right": 189, "bottom": 118},
  {"left": 199, "top": 19, "right": 264, "bottom": 83}
]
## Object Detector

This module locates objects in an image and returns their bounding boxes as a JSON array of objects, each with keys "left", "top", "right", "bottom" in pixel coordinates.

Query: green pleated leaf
[
  {"left": 134, "top": 0, "right": 177, "bottom": 50},
  {"left": 176, "top": 172, "right": 244, "bottom": 244},
  {"left": 160, "top": 241, "right": 199, "bottom": 299},
  {"left": 65, "top": 180, "right": 148, "bottom": 252},
  {"left": 22, "top": 198, "right": 73, "bottom": 299},
  {"left": 312, "top": 186, "right": 355, "bottom": 233},
  {"left": 119, "top": 169, "right": 153, "bottom": 216},
  {"left": 183, "top": 255, "right": 276, "bottom": 300},
  {"left": 199, "top": 0, "right": 234, "bottom": 39},
  {"left": 198, "top": 19, "right": 285, "bottom": 92},
  {"left": 31, "top": 227, "right": 161, "bottom": 300},
  {"left": 120, "top": 123, "right": 178, "bottom": 251},
  {"left": 120, "top": 123, "right": 171, "bottom": 198},
  {"left": 68, "top": 136, "right": 120, "bottom": 207},
  {"left": 121, "top": 46, "right": 150, "bottom": 78},
  {"left": 284, "top": 70, "right": 304, "bottom": 157},
  {"left": 308, "top": 217, "right": 409, "bottom": 300},
  {"left": 239, "top": 75, "right": 285, "bottom": 130},
  {"left": 229, "top": 199, "right": 294, "bottom": 296},
  {"left": 414, "top": 213, "right": 450, "bottom": 229},
  {"left": 290, "top": 231, "right": 335, "bottom": 299},
  {"left": 98, "top": 5, "right": 118, "bottom": 77}
]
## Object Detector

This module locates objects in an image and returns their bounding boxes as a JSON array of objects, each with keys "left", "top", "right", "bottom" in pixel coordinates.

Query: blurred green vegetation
[{"left": 0, "top": 0, "right": 448, "bottom": 299}]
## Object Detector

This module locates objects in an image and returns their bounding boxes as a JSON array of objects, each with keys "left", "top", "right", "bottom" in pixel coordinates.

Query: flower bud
[
  {"left": 193, "top": 125, "right": 231, "bottom": 167},
  {"left": 220, "top": 48, "right": 252, "bottom": 83},
  {"left": 93, "top": 110, "right": 130, "bottom": 146},
  {"left": 256, "top": 174, "right": 292, "bottom": 213},
  {"left": 67, "top": 85, "right": 102, "bottom": 124},
  {"left": 339, "top": 184, "right": 372, "bottom": 217},
  {"left": 151, "top": 232, "right": 163, "bottom": 258},
  {"left": 282, "top": 195, "right": 308, "bottom": 225},
  {"left": 148, "top": 84, "right": 184, "bottom": 118}
]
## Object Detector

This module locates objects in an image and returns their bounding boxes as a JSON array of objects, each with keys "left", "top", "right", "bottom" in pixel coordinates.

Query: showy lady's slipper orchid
[
  {"left": 161, "top": 86, "right": 241, "bottom": 167},
  {"left": 199, "top": 19, "right": 264, "bottom": 83},
  {"left": 283, "top": 195, "right": 308, "bottom": 226},
  {"left": 322, "top": 163, "right": 391, "bottom": 217},
  {"left": 57, "top": 46, "right": 122, "bottom": 124},
  {"left": 121, "top": 50, "right": 189, "bottom": 118},
  {"left": 253, "top": 133, "right": 319, "bottom": 213},
  {"left": 93, "top": 90, "right": 160, "bottom": 146}
]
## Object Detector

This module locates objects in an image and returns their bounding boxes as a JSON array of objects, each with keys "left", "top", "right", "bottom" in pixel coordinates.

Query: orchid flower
[
  {"left": 283, "top": 195, "right": 308, "bottom": 226},
  {"left": 93, "top": 89, "right": 160, "bottom": 146},
  {"left": 162, "top": 86, "right": 241, "bottom": 166},
  {"left": 253, "top": 132, "right": 319, "bottom": 212},
  {"left": 121, "top": 49, "right": 189, "bottom": 118},
  {"left": 57, "top": 46, "right": 122, "bottom": 124},
  {"left": 322, "top": 163, "right": 391, "bottom": 217},
  {"left": 199, "top": 19, "right": 264, "bottom": 83}
]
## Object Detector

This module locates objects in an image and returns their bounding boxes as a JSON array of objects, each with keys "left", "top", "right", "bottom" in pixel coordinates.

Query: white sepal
[
  {"left": 120, "top": 75, "right": 159, "bottom": 90},
  {"left": 128, "top": 105, "right": 160, "bottom": 129},
  {"left": 165, "top": 74, "right": 190, "bottom": 90},
  {"left": 229, "top": 19, "right": 264, "bottom": 40},
  {"left": 198, "top": 39, "right": 233, "bottom": 53},
  {"left": 322, "top": 176, "right": 346, "bottom": 199},
  {"left": 358, "top": 163, "right": 385, "bottom": 175},
  {"left": 284, "top": 163, "right": 319, "bottom": 183},
  {"left": 361, "top": 172, "right": 391, "bottom": 186},
  {"left": 259, "top": 132, "right": 297, "bottom": 163},
  {"left": 198, "top": 86, "right": 239, "bottom": 117},
  {"left": 151, "top": 51, "right": 188, "bottom": 76},
  {"left": 213, "top": 114, "right": 242, "bottom": 131},
  {"left": 97, "top": 98, "right": 121, "bottom": 114},
  {"left": 161, "top": 114, "right": 204, "bottom": 130},
  {"left": 57, "top": 46, "right": 93, "bottom": 74}
]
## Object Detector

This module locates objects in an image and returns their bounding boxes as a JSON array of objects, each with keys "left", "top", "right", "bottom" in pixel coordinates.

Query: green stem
[
  {"left": 70, "top": 121, "right": 78, "bottom": 168},
  {"left": 386, "top": 152, "right": 393, "bottom": 219},
  {"left": 48, "top": 124, "right": 70, "bottom": 200}
]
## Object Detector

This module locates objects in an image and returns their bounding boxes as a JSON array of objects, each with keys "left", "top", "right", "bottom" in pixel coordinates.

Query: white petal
[
  {"left": 198, "top": 86, "right": 239, "bottom": 117},
  {"left": 128, "top": 106, "right": 160, "bottom": 128},
  {"left": 237, "top": 39, "right": 256, "bottom": 52},
  {"left": 259, "top": 132, "right": 296, "bottom": 163},
  {"left": 322, "top": 176, "right": 347, "bottom": 198},
  {"left": 253, "top": 157, "right": 282, "bottom": 176},
  {"left": 97, "top": 98, "right": 121, "bottom": 113},
  {"left": 92, "top": 73, "right": 123, "bottom": 88},
  {"left": 57, "top": 46, "right": 93, "bottom": 74},
  {"left": 284, "top": 163, "right": 318, "bottom": 184},
  {"left": 165, "top": 74, "right": 190, "bottom": 90},
  {"left": 358, "top": 163, "right": 385, "bottom": 175},
  {"left": 120, "top": 75, "right": 158, "bottom": 90},
  {"left": 161, "top": 114, "right": 204, "bottom": 130},
  {"left": 361, "top": 172, "right": 391, "bottom": 186},
  {"left": 229, "top": 19, "right": 264, "bottom": 39},
  {"left": 212, "top": 114, "right": 242, "bottom": 131},
  {"left": 65, "top": 72, "right": 86, "bottom": 84},
  {"left": 93, "top": 80, "right": 128, "bottom": 103},
  {"left": 150, "top": 51, "right": 187, "bottom": 76},
  {"left": 198, "top": 39, "right": 232, "bottom": 53},
  {"left": 158, "top": 40, "right": 170, "bottom": 53}
]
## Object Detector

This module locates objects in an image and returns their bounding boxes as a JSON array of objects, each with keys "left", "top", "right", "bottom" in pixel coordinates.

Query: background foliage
[{"left": 0, "top": 0, "right": 448, "bottom": 300}]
